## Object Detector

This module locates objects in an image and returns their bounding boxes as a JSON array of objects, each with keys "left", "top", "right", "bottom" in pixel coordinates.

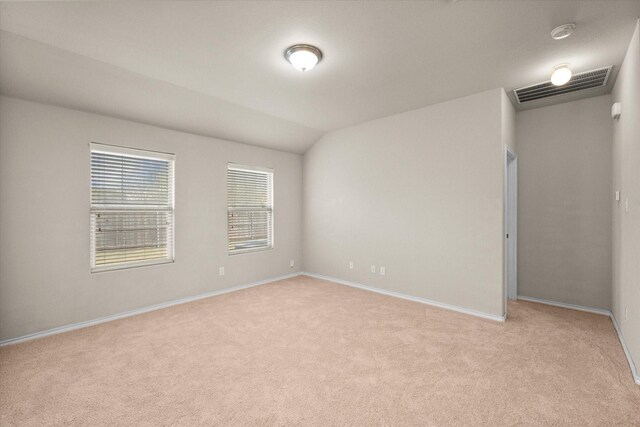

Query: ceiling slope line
[{"left": 0, "top": 30, "right": 325, "bottom": 153}]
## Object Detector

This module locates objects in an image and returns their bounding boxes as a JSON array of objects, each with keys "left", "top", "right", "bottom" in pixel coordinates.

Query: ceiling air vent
[{"left": 514, "top": 66, "right": 612, "bottom": 104}]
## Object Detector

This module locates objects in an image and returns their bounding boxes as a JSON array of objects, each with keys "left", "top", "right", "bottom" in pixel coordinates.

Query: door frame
[{"left": 503, "top": 146, "right": 518, "bottom": 317}]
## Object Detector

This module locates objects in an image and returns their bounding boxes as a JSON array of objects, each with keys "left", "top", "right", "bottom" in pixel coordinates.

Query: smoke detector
[{"left": 551, "top": 23, "right": 576, "bottom": 40}]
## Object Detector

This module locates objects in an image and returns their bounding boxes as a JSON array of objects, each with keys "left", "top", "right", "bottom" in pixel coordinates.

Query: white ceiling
[{"left": 1, "top": 1, "right": 639, "bottom": 153}]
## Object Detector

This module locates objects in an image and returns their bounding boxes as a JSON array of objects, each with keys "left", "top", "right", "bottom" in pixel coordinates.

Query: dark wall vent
[{"left": 513, "top": 66, "right": 612, "bottom": 104}]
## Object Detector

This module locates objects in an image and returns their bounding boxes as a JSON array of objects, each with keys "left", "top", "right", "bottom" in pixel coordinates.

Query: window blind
[
  {"left": 227, "top": 164, "right": 273, "bottom": 254},
  {"left": 90, "top": 143, "right": 175, "bottom": 271}
]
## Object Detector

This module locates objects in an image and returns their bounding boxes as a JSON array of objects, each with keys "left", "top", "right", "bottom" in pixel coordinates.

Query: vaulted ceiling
[{"left": 1, "top": 1, "right": 639, "bottom": 153}]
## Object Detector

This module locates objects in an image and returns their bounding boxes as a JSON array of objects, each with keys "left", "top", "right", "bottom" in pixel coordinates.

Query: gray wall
[
  {"left": 303, "top": 89, "right": 507, "bottom": 318},
  {"left": 0, "top": 96, "right": 303, "bottom": 341},
  {"left": 501, "top": 89, "right": 516, "bottom": 153},
  {"left": 516, "top": 95, "right": 612, "bottom": 309},
  {"left": 612, "top": 20, "right": 640, "bottom": 378}
]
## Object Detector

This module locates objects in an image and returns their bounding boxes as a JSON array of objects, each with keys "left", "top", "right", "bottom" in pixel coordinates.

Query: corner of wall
[{"left": 500, "top": 88, "right": 517, "bottom": 153}]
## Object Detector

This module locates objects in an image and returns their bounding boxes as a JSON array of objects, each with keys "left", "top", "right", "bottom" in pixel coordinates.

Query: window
[
  {"left": 90, "top": 143, "right": 175, "bottom": 272},
  {"left": 227, "top": 163, "right": 273, "bottom": 254}
]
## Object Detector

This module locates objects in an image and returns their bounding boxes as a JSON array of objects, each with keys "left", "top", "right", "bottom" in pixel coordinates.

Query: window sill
[
  {"left": 228, "top": 246, "right": 273, "bottom": 256},
  {"left": 91, "top": 258, "right": 174, "bottom": 273}
]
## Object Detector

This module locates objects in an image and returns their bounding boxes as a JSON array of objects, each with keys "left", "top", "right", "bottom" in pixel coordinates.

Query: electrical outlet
[
  {"left": 349, "top": 261, "right": 354, "bottom": 269},
  {"left": 380, "top": 266, "right": 386, "bottom": 276},
  {"left": 219, "top": 267, "right": 225, "bottom": 276},
  {"left": 615, "top": 191, "right": 620, "bottom": 202},
  {"left": 371, "top": 265, "right": 376, "bottom": 274},
  {"left": 290, "top": 260, "right": 295, "bottom": 268}
]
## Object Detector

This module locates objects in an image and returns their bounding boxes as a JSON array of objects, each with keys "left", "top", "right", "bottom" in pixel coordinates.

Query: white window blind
[
  {"left": 227, "top": 163, "right": 273, "bottom": 255},
  {"left": 90, "top": 143, "right": 175, "bottom": 272}
]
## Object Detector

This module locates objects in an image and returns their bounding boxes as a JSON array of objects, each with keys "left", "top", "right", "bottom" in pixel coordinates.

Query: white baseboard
[
  {"left": 4, "top": 272, "right": 637, "bottom": 386},
  {"left": 610, "top": 313, "right": 640, "bottom": 386},
  {"left": 516, "top": 295, "right": 611, "bottom": 316},
  {"left": 302, "top": 272, "right": 506, "bottom": 322},
  {"left": 517, "top": 295, "right": 639, "bottom": 386},
  {"left": 0, "top": 272, "right": 303, "bottom": 347}
]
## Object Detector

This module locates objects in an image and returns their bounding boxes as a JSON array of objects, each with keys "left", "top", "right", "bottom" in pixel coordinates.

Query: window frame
[
  {"left": 89, "top": 142, "right": 176, "bottom": 273},
  {"left": 227, "top": 163, "right": 274, "bottom": 256}
]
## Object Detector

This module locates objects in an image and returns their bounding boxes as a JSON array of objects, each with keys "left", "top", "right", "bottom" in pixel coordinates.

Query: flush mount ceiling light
[
  {"left": 551, "top": 64, "right": 572, "bottom": 86},
  {"left": 285, "top": 44, "right": 323, "bottom": 72},
  {"left": 551, "top": 23, "right": 576, "bottom": 40}
]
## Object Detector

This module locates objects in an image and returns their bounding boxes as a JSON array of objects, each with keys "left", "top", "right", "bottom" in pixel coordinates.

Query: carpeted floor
[{"left": 1, "top": 275, "right": 639, "bottom": 426}]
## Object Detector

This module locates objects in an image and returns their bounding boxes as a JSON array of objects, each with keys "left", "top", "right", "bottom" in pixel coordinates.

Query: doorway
[{"left": 505, "top": 147, "right": 518, "bottom": 304}]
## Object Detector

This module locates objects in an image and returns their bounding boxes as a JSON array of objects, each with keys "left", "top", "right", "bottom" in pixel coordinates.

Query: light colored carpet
[{"left": 1, "top": 275, "right": 639, "bottom": 426}]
